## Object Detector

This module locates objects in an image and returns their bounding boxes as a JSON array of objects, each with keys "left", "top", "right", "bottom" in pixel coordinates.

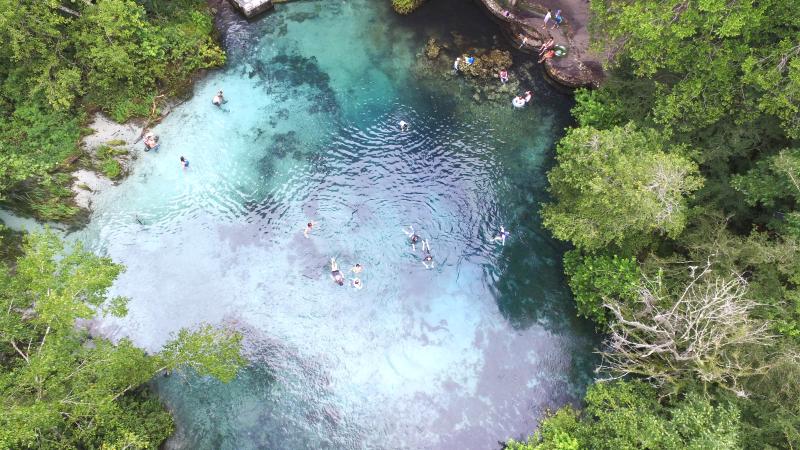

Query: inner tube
[
  {"left": 512, "top": 97, "right": 526, "bottom": 108},
  {"left": 553, "top": 45, "right": 567, "bottom": 57}
]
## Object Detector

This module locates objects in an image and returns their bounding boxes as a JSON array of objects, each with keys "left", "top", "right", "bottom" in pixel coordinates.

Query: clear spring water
[{"left": 70, "top": 0, "right": 598, "bottom": 448}]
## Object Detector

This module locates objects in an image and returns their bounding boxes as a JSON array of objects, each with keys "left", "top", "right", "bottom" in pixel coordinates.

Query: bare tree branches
[{"left": 598, "top": 263, "right": 773, "bottom": 397}]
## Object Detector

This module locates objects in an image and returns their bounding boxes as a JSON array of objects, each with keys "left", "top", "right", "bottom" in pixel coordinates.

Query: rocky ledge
[{"left": 475, "top": 0, "right": 604, "bottom": 88}]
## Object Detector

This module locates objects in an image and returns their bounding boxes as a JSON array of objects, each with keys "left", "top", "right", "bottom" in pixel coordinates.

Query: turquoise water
[{"left": 71, "top": 0, "right": 597, "bottom": 448}]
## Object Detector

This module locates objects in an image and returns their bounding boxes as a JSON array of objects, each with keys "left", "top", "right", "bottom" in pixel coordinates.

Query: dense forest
[
  {"left": 510, "top": 0, "right": 800, "bottom": 448},
  {"left": 0, "top": 0, "right": 224, "bottom": 220}
]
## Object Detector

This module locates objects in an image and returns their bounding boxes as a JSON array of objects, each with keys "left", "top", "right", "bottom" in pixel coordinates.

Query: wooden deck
[{"left": 228, "top": 0, "right": 273, "bottom": 18}]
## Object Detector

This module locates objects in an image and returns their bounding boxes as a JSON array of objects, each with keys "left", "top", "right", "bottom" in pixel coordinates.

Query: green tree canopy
[
  {"left": 507, "top": 381, "right": 741, "bottom": 450},
  {"left": 541, "top": 124, "right": 703, "bottom": 253},
  {"left": 590, "top": 0, "right": 800, "bottom": 137}
]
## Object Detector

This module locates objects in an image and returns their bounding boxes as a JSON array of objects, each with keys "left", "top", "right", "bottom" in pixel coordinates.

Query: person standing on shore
[
  {"left": 552, "top": 10, "right": 563, "bottom": 29},
  {"left": 543, "top": 9, "right": 552, "bottom": 29}
]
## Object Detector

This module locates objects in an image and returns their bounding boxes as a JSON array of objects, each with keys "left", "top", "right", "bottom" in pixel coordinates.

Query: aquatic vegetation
[{"left": 391, "top": 0, "right": 427, "bottom": 14}]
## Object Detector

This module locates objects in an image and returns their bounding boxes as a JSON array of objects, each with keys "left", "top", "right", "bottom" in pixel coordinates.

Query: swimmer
[
  {"left": 512, "top": 95, "right": 527, "bottom": 108},
  {"left": 351, "top": 263, "right": 363, "bottom": 274},
  {"left": 421, "top": 240, "right": 434, "bottom": 269},
  {"left": 402, "top": 225, "right": 421, "bottom": 251},
  {"left": 212, "top": 90, "right": 225, "bottom": 107},
  {"left": 180, "top": 156, "right": 189, "bottom": 169},
  {"left": 330, "top": 257, "right": 344, "bottom": 286},
  {"left": 399, "top": 120, "right": 409, "bottom": 132},
  {"left": 352, "top": 278, "right": 363, "bottom": 289},
  {"left": 304, "top": 221, "right": 316, "bottom": 238},
  {"left": 143, "top": 133, "right": 159, "bottom": 152},
  {"left": 499, "top": 69, "right": 509, "bottom": 83},
  {"left": 493, "top": 226, "right": 510, "bottom": 245},
  {"left": 524, "top": 90, "right": 533, "bottom": 104},
  {"left": 453, "top": 57, "right": 462, "bottom": 72}
]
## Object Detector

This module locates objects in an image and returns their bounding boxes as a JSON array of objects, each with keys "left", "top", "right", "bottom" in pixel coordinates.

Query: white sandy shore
[{"left": 72, "top": 114, "right": 145, "bottom": 210}]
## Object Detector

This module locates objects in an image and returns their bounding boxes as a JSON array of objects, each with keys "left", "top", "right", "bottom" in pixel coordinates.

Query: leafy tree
[
  {"left": 0, "top": 104, "right": 81, "bottom": 199},
  {"left": 507, "top": 381, "right": 741, "bottom": 450},
  {"left": 732, "top": 147, "right": 800, "bottom": 209},
  {"left": 0, "top": 231, "right": 244, "bottom": 449},
  {"left": 563, "top": 251, "right": 640, "bottom": 327},
  {"left": 589, "top": 0, "right": 800, "bottom": 138},
  {"left": 541, "top": 124, "right": 703, "bottom": 253}
]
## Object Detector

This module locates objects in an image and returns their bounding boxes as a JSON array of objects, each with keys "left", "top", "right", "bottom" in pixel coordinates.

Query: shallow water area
[{"left": 72, "top": 0, "right": 597, "bottom": 448}]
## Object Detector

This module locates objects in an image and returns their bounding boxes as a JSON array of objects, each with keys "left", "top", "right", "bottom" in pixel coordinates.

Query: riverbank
[{"left": 475, "top": 0, "right": 604, "bottom": 88}]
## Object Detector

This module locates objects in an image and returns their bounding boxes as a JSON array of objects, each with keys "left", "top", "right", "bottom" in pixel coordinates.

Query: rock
[
  {"left": 544, "top": 57, "right": 605, "bottom": 89},
  {"left": 458, "top": 49, "right": 512, "bottom": 79},
  {"left": 424, "top": 38, "right": 441, "bottom": 60},
  {"left": 71, "top": 169, "right": 114, "bottom": 210}
]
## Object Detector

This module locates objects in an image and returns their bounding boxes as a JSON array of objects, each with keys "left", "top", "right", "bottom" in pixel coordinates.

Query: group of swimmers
[
  {"left": 304, "top": 222, "right": 366, "bottom": 288},
  {"left": 329, "top": 257, "right": 364, "bottom": 289},
  {"left": 403, "top": 225, "right": 435, "bottom": 269},
  {"left": 141, "top": 90, "right": 230, "bottom": 168}
]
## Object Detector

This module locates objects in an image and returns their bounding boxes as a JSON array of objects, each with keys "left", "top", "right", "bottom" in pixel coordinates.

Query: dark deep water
[{"left": 71, "top": 0, "right": 599, "bottom": 448}]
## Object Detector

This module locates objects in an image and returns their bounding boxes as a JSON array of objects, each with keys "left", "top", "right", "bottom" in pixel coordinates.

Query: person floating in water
[
  {"left": 493, "top": 226, "right": 511, "bottom": 245},
  {"left": 499, "top": 69, "right": 509, "bottom": 84},
  {"left": 524, "top": 90, "right": 533, "bottom": 104},
  {"left": 212, "top": 90, "right": 225, "bottom": 107},
  {"left": 330, "top": 257, "right": 344, "bottom": 286},
  {"left": 180, "top": 156, "right": 189, "bottom": 169},
  {"left": 304, "top": 221, "right": 316, "bottom": 238},
  {"left": 421, "top": 240, "right": 434, "bottom": 269},
  {"left": 403, "top": 225, "right": 421, "bottom": 251},
  {"left": 352, "top": 278, "right": 363, "bottom": 289},
  {"left": 143, "top": 133, "right": 159, "bottom": 152},
  {"left": 351, "top": 263, "right": 363, "bottom": 274},
  {"left": 399, "top": 120, "right": 409, "bottom": 132}
]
